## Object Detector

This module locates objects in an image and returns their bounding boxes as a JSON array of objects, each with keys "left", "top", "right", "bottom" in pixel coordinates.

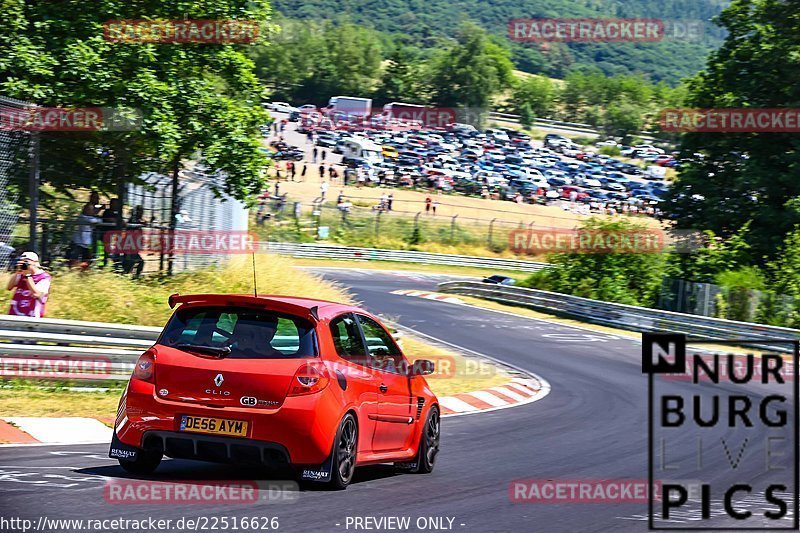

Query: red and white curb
[
  {"left": 440, "top": 376, "right": 549, "bottom": 417},
  {"left": 391, "top": 289, "right": 464, "bottom": 304}
]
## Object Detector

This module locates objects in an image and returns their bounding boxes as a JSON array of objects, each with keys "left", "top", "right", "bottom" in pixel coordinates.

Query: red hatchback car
[{"left": 109, "top": 294, "right": 440, "bottom": 489}]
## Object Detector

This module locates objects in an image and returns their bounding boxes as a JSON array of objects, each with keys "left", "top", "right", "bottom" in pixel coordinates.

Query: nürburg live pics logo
[{"left": 643, "top": 333, "right": 798, "bottom": 530}]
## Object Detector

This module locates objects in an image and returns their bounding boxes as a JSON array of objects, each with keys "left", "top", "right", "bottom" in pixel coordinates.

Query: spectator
[
  {"left": 6, "top": 252, "right": 51, "bottom": 318},
  {"left": 99, "top": 197, "right": 123, "bottom": 268},
  {"left": 312, "top": 147, "right": 318, "bottom": 163},
  {"left": 337, "top": 190, "right": 346, "bottom": 205},
  {"left": 320, "top": 180, "right": 329, "bottom": 200},
  {"left": 432, "top": 199, "right": 438, "bottom": 215},
  {"left": 387, "top": 193, "right": 394, "bottom": 211},
  {"left": 321, "top": 149, "right": 327, "bottom": 162},
  {"left": 329, "top": 165, "right": 336, "bottom": 180},
  {"left": 425, "top": 196, "right": 432, "bottom": 214},
  {"left": 71, "top": 194, "right": 102, "bottom": 265},
  {"left": 301, "top": 163, "right": 307, "bottom": 180},
  {"left": 319, "top": 164, "right": 325, "bottom": 180},
  {"left": 287, "top": 161, "right": 295, "bottom": 181},
  {"left": 343, "top": 167, "right": 351, "bottom": 186},
  {"left": 122, "top": 206, "right": 146, "bottom": 279}
]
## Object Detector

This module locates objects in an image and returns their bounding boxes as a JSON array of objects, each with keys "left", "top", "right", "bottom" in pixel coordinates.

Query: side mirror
[{"left": 408, "top": 359, "right": 435, "bottom": 377}]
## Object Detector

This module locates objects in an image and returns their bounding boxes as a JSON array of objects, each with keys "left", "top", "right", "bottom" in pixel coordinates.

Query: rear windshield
[{"left": 159, "top": 306, "right": 317, "bottom": 359}]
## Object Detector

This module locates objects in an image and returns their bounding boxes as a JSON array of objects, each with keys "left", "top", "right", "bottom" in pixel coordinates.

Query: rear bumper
[
  {"left": 142, "top": 430, "right": 291, "bottom": 468},
  {"left": 115, "top": 378, "right": 343, "bottom": 465}
]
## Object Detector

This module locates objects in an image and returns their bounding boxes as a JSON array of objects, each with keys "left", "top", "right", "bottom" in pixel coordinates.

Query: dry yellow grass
[
  {"left": 0, "top": 255, "right": 352, "bottom": 326},
  {"left": 270, "top": 179, "right": 662, "bottom": 230},
  {"left": 401, "top": 336, "right": 511, "bottom": 396},
  {"left": 0, "top": 257, "right": 513, "bottom": 421}
]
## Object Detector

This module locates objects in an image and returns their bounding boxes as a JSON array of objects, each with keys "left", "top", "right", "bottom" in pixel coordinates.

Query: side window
[
  {"left": 356, "top": 315, "right": 406, "bottom": 374},
  {"left": 330, "top": 314, "right": 368, "bottom": 364}
]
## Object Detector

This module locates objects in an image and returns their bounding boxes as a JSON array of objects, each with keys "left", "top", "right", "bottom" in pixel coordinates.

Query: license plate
[{"left": 179, "top": 415, "right": 248, "bottom": 437}]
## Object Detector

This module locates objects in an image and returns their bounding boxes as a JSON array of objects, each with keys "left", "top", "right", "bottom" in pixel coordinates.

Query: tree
[
  {"left": 518, "top": 102, "right": 535, "bottom": 129},
  {"left": 510, "top": 75, "right": 554, "bottom": 118},
  {"left": 603, "top": 102, "right": 645, "bottom": 142},
  {"left": 664, "top": 0, "right": 800, "bottom": 260},
  {"left": 520, "top": 218, "right": 669, "bottom": 306},
  {"left": 429, "top": 23, "right": 513, "bottom": 120},
  {"left": 374, "top": 46, "right": 422, "bottom": 104},
  {"left": 251, "top": 19, "right": 383, "bottom": 104},
  {"left": 1, "top": 0, "right": 271, "bottom": 206}
]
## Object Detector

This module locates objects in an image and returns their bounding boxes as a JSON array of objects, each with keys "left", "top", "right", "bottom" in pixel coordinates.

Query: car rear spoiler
[{"left": 168, "top": 293, "right": 321, "bottom": 322}]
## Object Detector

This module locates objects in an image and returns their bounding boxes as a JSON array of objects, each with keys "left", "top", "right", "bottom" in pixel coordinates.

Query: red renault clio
[{"left": 109, "top": 293, "right": 440, "bottom": 489}]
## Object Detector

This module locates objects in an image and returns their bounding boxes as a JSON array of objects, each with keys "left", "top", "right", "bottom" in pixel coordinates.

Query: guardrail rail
[
  {"left": 260, "top": 241, "right": 548, "bottom": 273},
  {"left": 438, "top": 281, "right": 800, "bottom": 351}
]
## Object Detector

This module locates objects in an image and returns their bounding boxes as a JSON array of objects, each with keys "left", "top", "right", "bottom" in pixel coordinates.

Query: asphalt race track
[{"left": 0, "top": 268, "right": 795, "bottom": 532}]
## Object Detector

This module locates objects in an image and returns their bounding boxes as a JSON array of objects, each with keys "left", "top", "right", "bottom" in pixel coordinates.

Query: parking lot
[{"left": 264, "top": 108, "right": 672, "bottom": 218}]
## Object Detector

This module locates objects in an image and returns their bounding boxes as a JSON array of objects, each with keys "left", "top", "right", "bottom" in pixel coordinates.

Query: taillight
[
  {"left": 288, "top": 363, "right": 330, "bottom": 396},
  {"left": 133, "top": 350, "right": 155, "bottom": 383}
]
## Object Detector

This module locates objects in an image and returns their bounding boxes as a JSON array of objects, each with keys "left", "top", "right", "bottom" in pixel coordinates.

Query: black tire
[
  {"left": 329, "top": 413, "right": 358, "bottom": 490},
  {"left": 415, "top": 406, "right": 440, "bottom": 474},
  {"left": 118, "top": 449, "right": 162, "bottom": 475}
]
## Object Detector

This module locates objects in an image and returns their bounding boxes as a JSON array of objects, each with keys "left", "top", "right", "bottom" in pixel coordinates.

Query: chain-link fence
[
  {"left": 0, "top": 95, "right": 31, "bottom": 269},
  {"left": 252, "top": 197, "right": 567, "bottom": 257}
]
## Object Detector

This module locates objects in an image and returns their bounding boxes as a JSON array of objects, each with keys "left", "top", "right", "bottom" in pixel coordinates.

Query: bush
[
  {"left": 519, "top": 217, "right": 668, "bottom": 306},
  {"left": 598, "top": 145, "right": 621, "bottom": 156}
]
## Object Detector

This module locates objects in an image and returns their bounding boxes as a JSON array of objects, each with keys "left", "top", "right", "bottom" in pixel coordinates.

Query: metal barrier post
[
  {"left": 488, "top": 218, "right": 497, "bottom": 248},
  {"left": 450, "top": 214, "right": 458, "bottom": 243}
]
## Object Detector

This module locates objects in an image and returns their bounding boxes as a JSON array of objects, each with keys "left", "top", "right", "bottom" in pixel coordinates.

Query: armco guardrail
[
  {"left": 0, "top": 316, "right": 160, "bottom": 381},
  {"left": 260, "top": 241, "right": 547, "bottom": 272},
  {"left": 487, "top": 111, "right": 661, "bottom": 143},
  {"left": 438, "top": 281, "right": 800, "bottom": 351}
]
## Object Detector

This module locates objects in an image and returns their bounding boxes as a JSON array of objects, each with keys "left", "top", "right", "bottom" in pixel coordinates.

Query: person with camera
[{"left": 6, "top": 252, "right": 51, "bottom": 318}]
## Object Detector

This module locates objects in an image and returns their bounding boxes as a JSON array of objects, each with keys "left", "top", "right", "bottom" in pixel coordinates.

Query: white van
[{"left": 340, "top": 137, "right": 384, "bottom": 165}]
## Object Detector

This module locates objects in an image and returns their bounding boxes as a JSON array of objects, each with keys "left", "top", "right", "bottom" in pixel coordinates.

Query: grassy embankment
[{"left": 0, "top": 256, "right": 510, "bottom": 422}]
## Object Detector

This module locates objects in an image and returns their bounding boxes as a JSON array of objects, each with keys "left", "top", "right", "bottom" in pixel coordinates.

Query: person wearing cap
[{"left": 6, "top": 252, "right": 52, "bottom": 318}]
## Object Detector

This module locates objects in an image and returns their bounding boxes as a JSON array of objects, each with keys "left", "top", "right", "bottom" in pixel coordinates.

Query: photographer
[{"left": 6, "top": 252, "right": 52, "bottom": 318}]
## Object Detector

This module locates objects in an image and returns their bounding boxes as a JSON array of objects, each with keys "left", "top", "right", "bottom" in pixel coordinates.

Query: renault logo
[{"left": 214, "top": 373, "right": 224, "bottom": 387}]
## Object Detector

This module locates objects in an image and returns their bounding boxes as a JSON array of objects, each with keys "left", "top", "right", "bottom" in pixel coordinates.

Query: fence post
[
  {"left": 488, "top": 218, "right": 497, "bottom": 248},
  {"left": 450, "top": 214, "right": 458, "bottom": 243},
  {"left": 41, "top": 222, "right": 49, "bottom": 265},
  {"left": 375, "top": 210, "right": 382, "bottom": 240},
  {"left": 28, "top": 132, "right": 40, "bottom": 255}
]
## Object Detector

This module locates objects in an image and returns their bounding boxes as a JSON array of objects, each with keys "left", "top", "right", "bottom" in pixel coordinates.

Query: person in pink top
[{"left": 6, "top": 251, "right": 51, "bottom": 318}]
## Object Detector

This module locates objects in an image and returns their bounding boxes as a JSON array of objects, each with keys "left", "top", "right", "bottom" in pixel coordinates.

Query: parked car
[{"left": 266, "top": 101, "right": 297, "bottom": 114}]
